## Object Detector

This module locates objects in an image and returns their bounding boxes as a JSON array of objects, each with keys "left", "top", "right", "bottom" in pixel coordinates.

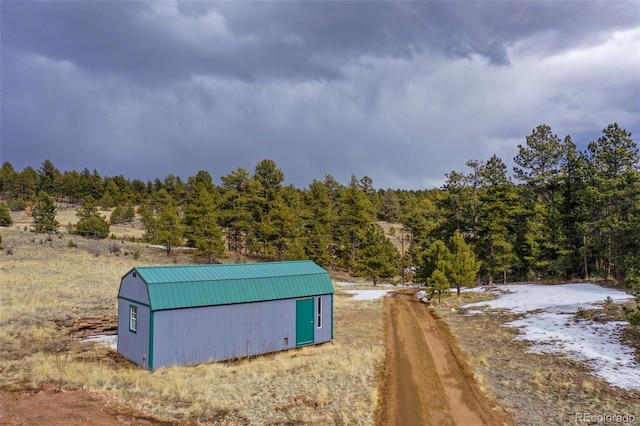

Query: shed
[{"left": 117, "top": 260, "right": 334, "bottom": 370}]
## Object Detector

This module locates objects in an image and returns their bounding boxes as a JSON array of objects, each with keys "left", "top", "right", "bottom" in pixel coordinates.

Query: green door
[{"left": 296, "top": 298, "right": 315, "bottom": 346}]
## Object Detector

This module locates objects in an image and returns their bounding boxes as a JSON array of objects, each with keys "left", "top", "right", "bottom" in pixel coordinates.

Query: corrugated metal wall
[
  {"left": 118, "top": 273, "right": 150, "bottom": 305},
  {"left": 314, "top": 294, "right": 333, "bottom": 343},
  {"left": 151, "top": 296, "right": 333, "bottom": 369},
  {"left": 117, "top": 299, "right": 150, "bottom": 369}
]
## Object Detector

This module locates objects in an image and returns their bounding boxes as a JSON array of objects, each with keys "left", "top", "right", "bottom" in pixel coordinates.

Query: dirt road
[{"left": 375, "top": 293, "right": 513, "bottom": 426}]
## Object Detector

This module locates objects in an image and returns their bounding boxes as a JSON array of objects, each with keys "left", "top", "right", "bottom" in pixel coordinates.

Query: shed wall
[
  {"left": 314, "top": 294, "right": 333, "bottom": 343},
  {"left": 118, "top": 273, "right": 150, "bottom": 305},
  {"left": 151, "top": 296, "right": 332, "bottom": 369},
  {"left": 117, "top": 299, "right": 150, "bottom": 369}
]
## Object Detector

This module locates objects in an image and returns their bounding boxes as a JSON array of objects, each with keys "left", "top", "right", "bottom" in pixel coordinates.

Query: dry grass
[
  {"left": 431, "top": 291, "right": 640, "bottom": 426},
  {"left": 10, "top": 205, "right": 147, "bottom": 241},
  {"left": 0, "top": 224, "right": 385, "bottom": 425}
]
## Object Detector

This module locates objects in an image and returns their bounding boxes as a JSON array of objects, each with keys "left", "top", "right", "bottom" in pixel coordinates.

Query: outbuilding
[{"left": 117, "top": 260, "right": 334, "bottom": 370}]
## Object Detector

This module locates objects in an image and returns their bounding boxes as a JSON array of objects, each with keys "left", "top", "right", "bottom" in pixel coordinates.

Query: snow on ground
[
  {"left": 81, "top": 334, "right": 117, "bottom": 350},
  {"left": 464, "top": 284, "right": 633, "bottom": 314},
  {"left": 463, "top": 284, "right": 639, "bottom": 391},
  {"left": 336, "top": 281, "right": 396, "bottom": 300},
  {"left": 342, "top": 289, "right": 392, "bottom": 300},
  {"left": 335, "top": 281, "right": 396, "bottom": 288}
]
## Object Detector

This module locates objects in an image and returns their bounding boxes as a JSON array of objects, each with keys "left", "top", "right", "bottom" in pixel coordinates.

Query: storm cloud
[{"left": 2, "top": 1, "right": 639, "bottom": 189}]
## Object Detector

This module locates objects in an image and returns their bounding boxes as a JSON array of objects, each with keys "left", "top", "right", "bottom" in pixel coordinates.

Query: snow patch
[
  {"left": 81, "top": 334, "right": 117, "bottom": 350},
  {"left": 335, "top": 281, "right": 395, "bottom": 288},
  {"left": 464, "top": 283, "right": 633, "bottom": 314},
  {"left": 342, "top": 290, "right": 392, "bottom": 300},
  {"left": 463, "top": 283, "right": 639, "bottom": 390}
]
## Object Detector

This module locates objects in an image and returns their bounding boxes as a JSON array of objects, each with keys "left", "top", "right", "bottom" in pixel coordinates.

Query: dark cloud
[
  {"left": 1, "top": 1, "right": 639, "bottom": 189},
  {"left": 5, "top": 1, "right": 637, "bottom": 85}
]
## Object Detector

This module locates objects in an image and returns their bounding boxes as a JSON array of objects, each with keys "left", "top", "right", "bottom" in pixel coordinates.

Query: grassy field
[{"left": 0, "top": 216, "right": 385, "bottom": 425}]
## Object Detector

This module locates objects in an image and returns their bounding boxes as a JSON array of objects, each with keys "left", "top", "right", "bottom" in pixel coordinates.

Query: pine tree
[
  {"left": 305, "top": 180, "right": 338, "bottom": 265},
  {"left": 476, "top": 155, "right": 520, "bottom": 284},
  {"left": 192, "top": 211, "right": 225, "bottom": 263},
  {"left": 31, "top": 192, "right": 58, "bottom": 234},
  {"left": 75, "top": 196, "right": 110, "bottom": 239},
  {"left": 585, "top": 123, "right": 640, "bottom": 282},
  {"left": 416, "top": 239, "right": 452, "bottom": 284},
  {"left": 354, "top": 224, "right": 401, "bottom": 285},
  {"left": 152, "top": 200, "right": 184, "bottom": 257},
  {"left": 38, "top": 160, "right": 62, "bottom": 198},
  {"left": 449, "top": 231, "right": 479, "bottom": 296},
  {"left": 306, "top": 224, "right": 332, "bottom": 266},
  {"left": 61, "top": 170, "right": 82, "bottom": 203},
  {"left": 219, "top": 167, "right": 259, "bottom": 253},
  {"left": 335, "top": 175, "right": 375, "bottom": 270},
  {"left": 0, "top": 202, "right": 13, "bottom": 227},
  {"left": 184, "top": 186, "right": 216, "bottom": 246},
  {"left": 17, "top": 167, "right": 38, "bottom": 201},
  {"left": 262, "top": 194, "right": 300, "bottom": 260},
  {"left": 0, "top": 162, "right": 17, "bottom": 200},
  {"left": 110, "top": 204, "right": 135, "bottom": 224},
  {"left": 428, "top": 269, "right": 450, "bottom": 303},
  {"left": 513, "top": 125, "right": 570, "bottom": 279}
]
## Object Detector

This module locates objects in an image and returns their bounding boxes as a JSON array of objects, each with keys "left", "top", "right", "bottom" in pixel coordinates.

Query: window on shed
[
  {"left": 317, "top": 297, "right": 322, "bottom": 328},
  {"left": 129, "top": 305, "right": 137, "bottom": 333}
]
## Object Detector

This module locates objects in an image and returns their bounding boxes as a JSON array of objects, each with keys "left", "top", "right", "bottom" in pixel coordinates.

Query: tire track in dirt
[{"left": 375, "top": 293, "right": 514, "bottom": 426}]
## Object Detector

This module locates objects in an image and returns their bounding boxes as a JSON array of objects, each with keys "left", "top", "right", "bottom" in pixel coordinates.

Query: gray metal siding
[
  {"left": 119, "top": 273, "right": 150, "bottom": 305},
  {"left": 117, "top": 300, "right": 150, "bottom": 369},
  {"left": 314, "top": 294, "right": 333, "bottom": 343},
  {"left": 151, "top": 296, "right": 333, "bottom": 369}
]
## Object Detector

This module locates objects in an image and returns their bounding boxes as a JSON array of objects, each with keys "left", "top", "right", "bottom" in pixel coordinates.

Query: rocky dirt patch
[{"left": 0, "top": 383, "right": 177, "bottom": 426}]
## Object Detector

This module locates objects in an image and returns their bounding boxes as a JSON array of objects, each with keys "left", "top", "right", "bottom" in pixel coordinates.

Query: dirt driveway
[{"left": 375, "top": 293, "right": 514, "bottom": 426}]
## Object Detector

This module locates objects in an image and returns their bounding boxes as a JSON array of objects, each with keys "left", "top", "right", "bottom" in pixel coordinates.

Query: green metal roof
[{"left": 124, "top": 260, "right": 334, "bottom": 311}]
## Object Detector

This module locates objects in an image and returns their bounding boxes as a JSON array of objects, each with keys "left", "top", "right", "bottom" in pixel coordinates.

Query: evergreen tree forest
[{"left": 1, "top": 124, "right": 639, "bottom": 289}]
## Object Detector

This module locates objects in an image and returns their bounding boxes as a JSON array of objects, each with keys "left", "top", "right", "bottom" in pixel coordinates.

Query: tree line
[{"left": 0, "top": 122, "right": 638, "bottom": 290}]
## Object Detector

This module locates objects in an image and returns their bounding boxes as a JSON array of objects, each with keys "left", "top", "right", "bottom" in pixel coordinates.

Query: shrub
[
  {"left": 67, "top": 240, "right": 77, "bottom": 248},
  {"left": 603, "top": 296, "right": 615, "bottom": 311},
  {"left": 75, "top": 216, "right": 109, "bottom": 239},
  {"left": 110, "top": 204, "right": 135, "bottom": 224},
  {"left": 622, "top": 297, "right": 640, "bottom": 327},
  {"left": 9, "top": 197, "right": 26, "bottom": 211},
  {"left": 0, "top": 202, "right": 13, "bottom": 227}
]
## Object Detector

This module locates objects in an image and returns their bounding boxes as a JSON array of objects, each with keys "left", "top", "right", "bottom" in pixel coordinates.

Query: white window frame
[
  {"left": 129, "top": 305, "right": 137, "bottom": 333},
  {"left": 317, "top": 297, "right": 322, "bottom": 329}
]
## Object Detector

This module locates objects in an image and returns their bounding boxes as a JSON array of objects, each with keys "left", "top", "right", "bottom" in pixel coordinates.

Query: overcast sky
[{"left": 2, "top": 1, "right": 639, "bottom": 190}]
